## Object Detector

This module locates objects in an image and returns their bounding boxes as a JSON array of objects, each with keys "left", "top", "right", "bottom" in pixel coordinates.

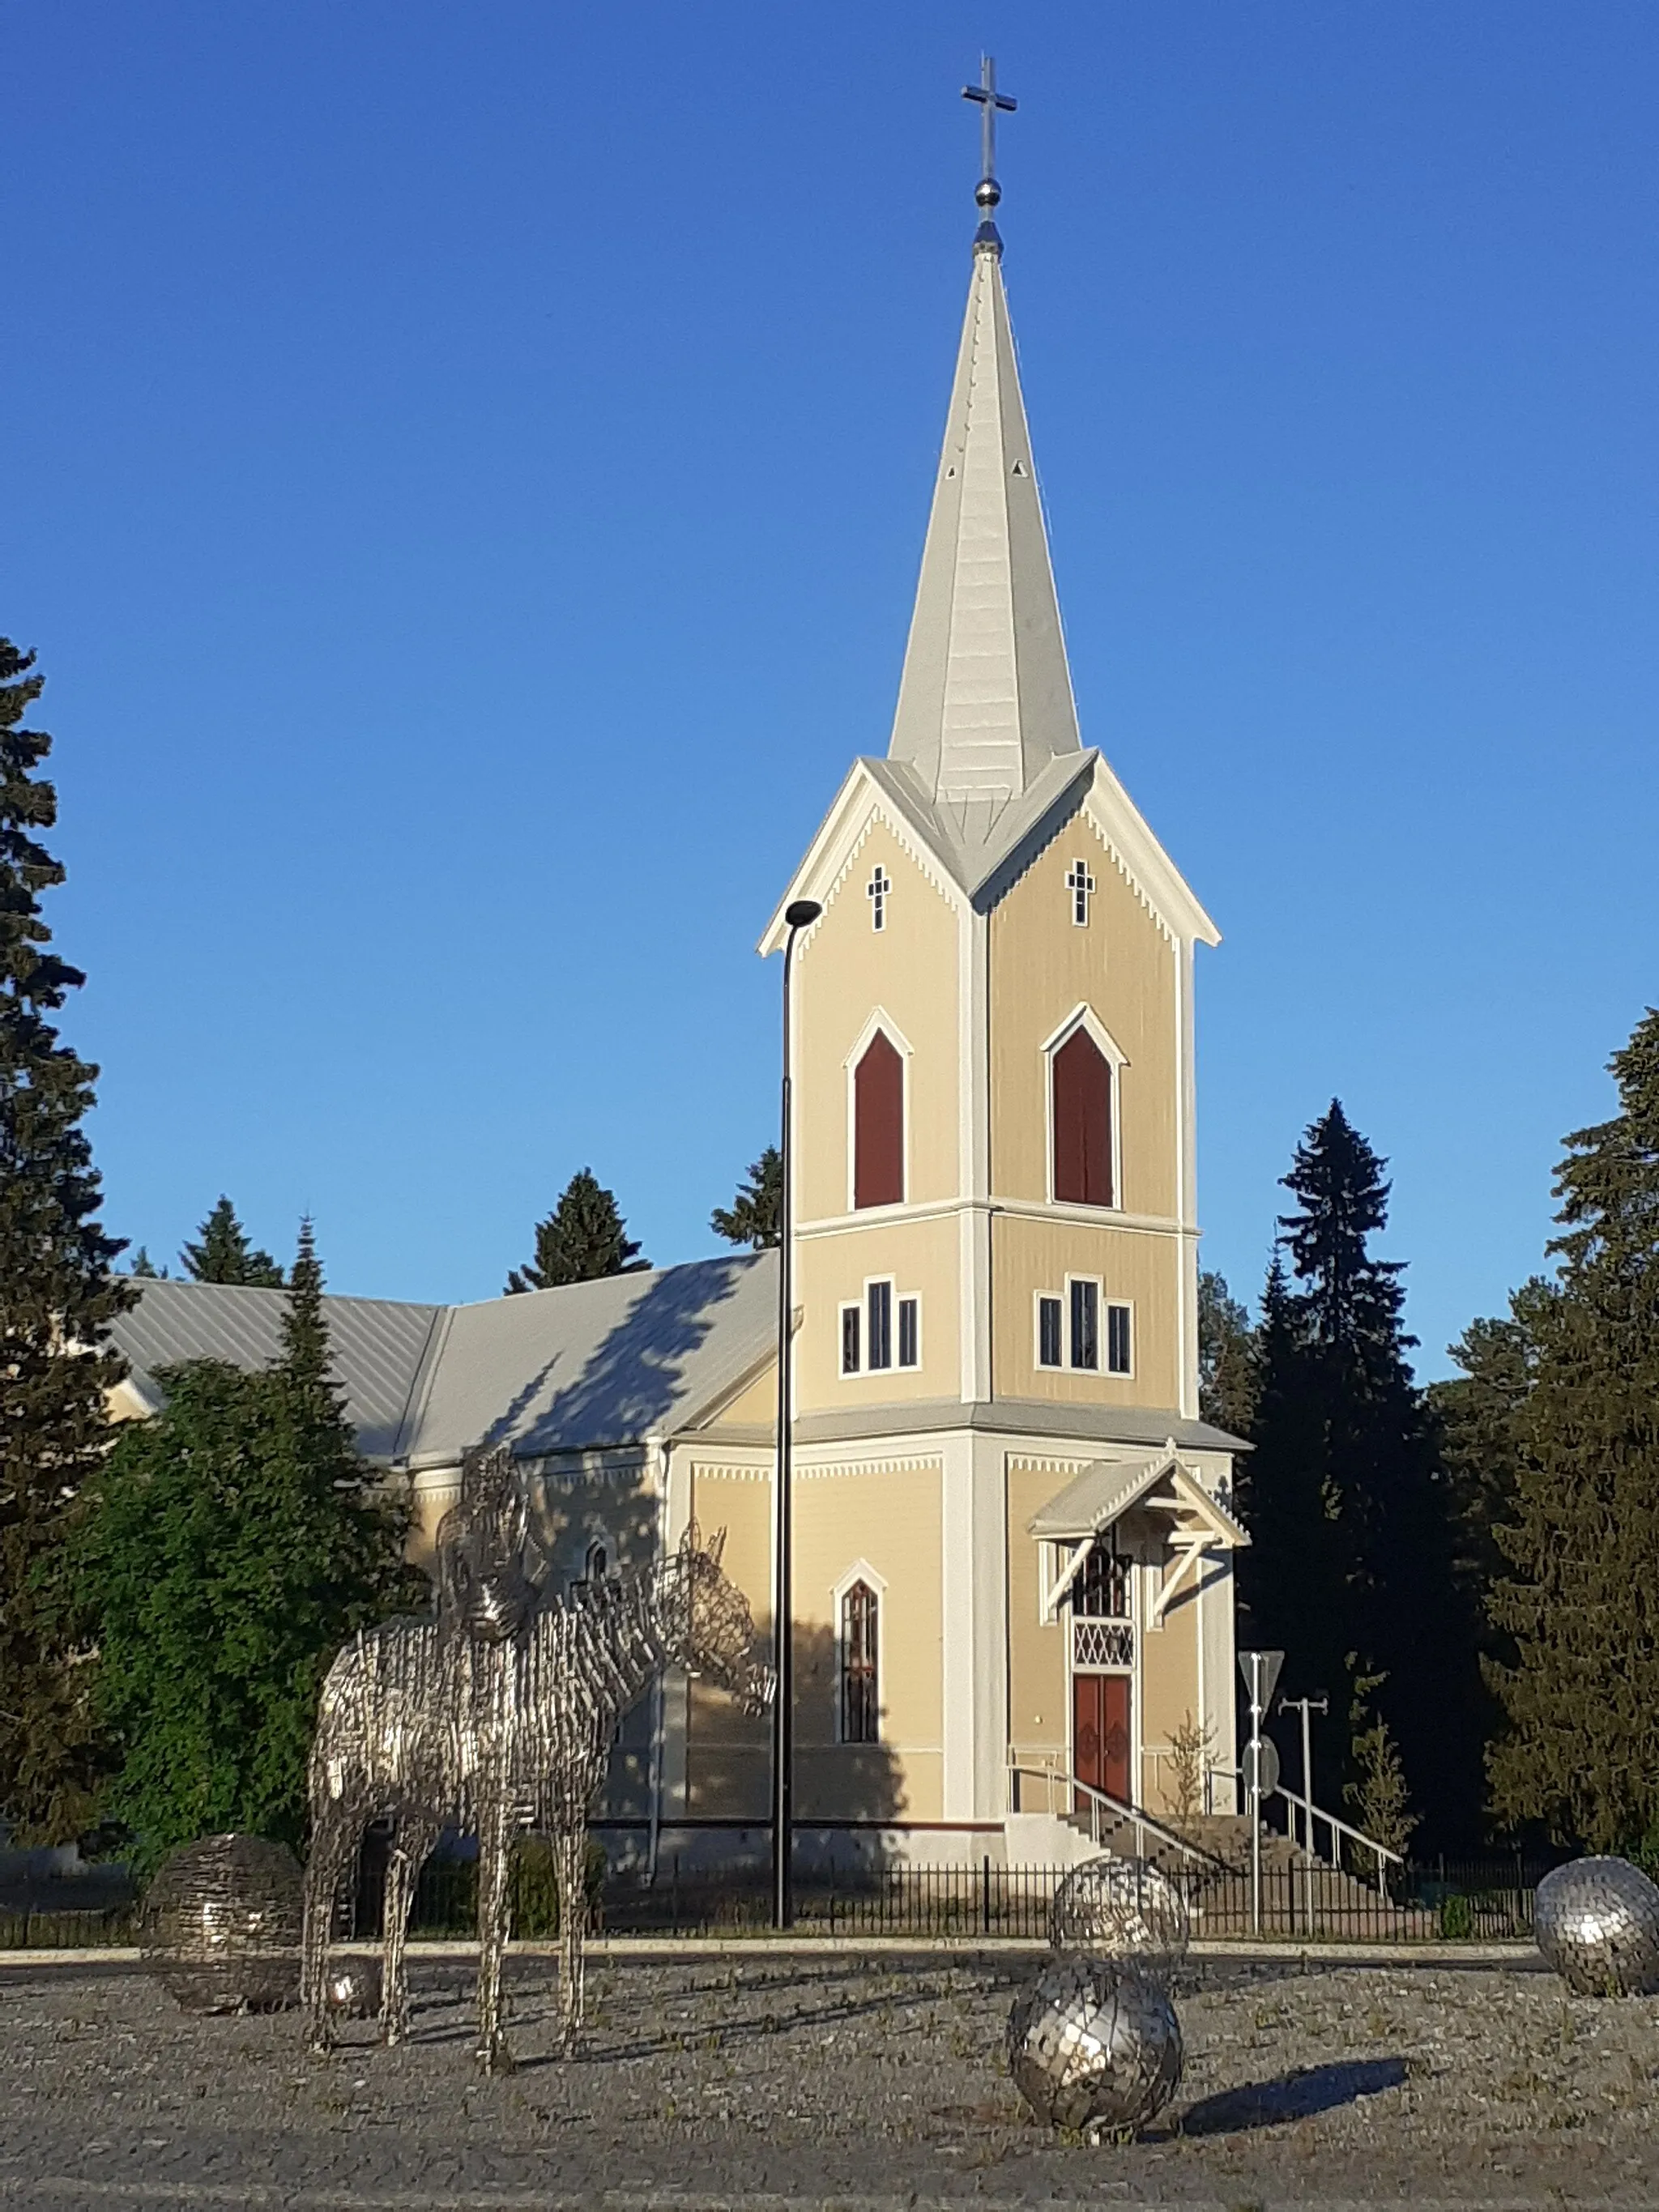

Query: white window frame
[
  {"left": 1065, "top": 1272, "right": 1103, "bottom": 1373},
  {"left": 838, "top": 1298, "right": 863, "bottom": 1376},
  {"left": 831, "top": 1558, "right": 888, "bottom": 1745},
  {"left": 1065, "top": 856, "right": 1096, "bottom": 927},
  {"left": 896, "top": 1292, "right": 921, "bottom": 1371},
  {"left": 1104, "top": 1298, "right": 1135, "bottom": 1379},
  {"left": 570, "top": 1524, "right": 616, "bottom": 1599},
  {"left": 1040, "top": 1004, "right": 1127, "bottom": 1213},
  {"left": 1034, "top": 1289, "right": 1064, "bottom": 1370},
  {"left": 867, "top": 863, "right": 891, "bottom": 932},
  {"left": 864, "top": 1276, "right": 895, "bottom": 1372},
  {"left": 838, "top": 1277, "right": 919, "bottom": 1379},
  {"left": 843, "top": 1008, "right": 914, "bottom": 1215}
]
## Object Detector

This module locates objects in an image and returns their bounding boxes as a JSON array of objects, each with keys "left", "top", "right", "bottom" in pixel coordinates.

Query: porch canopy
[{"left": 1030, "top": 1441, "right": 1248, "bottom": 1624}]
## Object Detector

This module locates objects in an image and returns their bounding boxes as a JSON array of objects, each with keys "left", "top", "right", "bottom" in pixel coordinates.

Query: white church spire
[{"left": 887, "top": 63, "right": 1082, "bottom": 835}]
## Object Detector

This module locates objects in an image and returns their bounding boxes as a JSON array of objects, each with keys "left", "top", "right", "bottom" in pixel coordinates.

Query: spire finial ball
[{"left": 975, "top": 177, "right": 1001, "bottom": 211}]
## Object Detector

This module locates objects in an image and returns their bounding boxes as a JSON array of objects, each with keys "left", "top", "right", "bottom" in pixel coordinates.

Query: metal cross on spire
[{"left": 962, "top": 54, "right": 1017, "bottom": 245}]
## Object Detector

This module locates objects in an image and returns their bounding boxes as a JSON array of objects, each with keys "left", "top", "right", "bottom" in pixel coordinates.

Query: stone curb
[{"left": 0, "top": 1934, "right": 1537, "bottom": 1967}]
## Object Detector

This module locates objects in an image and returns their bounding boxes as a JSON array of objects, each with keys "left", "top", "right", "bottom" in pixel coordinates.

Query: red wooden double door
[{"left": 1073, "top": 1673, "right": 1132, "bottom": 1809}]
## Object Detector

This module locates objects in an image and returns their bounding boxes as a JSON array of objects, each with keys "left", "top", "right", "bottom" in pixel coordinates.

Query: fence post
[
  {"left": 982, "top": 1855, "right": 992, "bottom": 1936},
  {"left": 671, "top": 1852, "right": 679, "bottom": 1935}
]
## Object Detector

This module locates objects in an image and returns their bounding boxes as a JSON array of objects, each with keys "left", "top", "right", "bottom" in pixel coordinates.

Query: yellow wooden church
[{"left": 112, "top": 169, "right": 1247, "bottom": 1871}]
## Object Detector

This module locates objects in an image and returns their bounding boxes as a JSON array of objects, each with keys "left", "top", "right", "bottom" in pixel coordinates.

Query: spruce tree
[
  {"left": 505, "top": 1169, "right": 649, "bottom": 1293},
  {"left": 1197, "top": 1268, "right": 1257, "bottom": 1436},
  {"left": 180, "top": 1196, "right": 284, "bottom": 1286},
  {"left": 710, "top": 1147, "right": 782, "bottom": 1251},
  {"left": 1239, "top": 1104, "right": 1470, "bottom": 1844},
  {"left": 129, "top": 1247, "right": 165, "bottom": 1278},
  {"left": 0, "top": 641, "right": 131, "bottom": 1843},
  {"left": 68, "top": 1222, "right": 423, "bottom": 1869},
  {"left": 1486, "top": 1009, "right": 1659, "bottom": 1851}
]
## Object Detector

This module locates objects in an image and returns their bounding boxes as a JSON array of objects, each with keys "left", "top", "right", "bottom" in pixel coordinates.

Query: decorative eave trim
[
  {"left": 759, "top": 762, "right": 964, "bottom": 955},
  {"left": 1079, "top": 756, "right": 1219, "bottom": 948}
]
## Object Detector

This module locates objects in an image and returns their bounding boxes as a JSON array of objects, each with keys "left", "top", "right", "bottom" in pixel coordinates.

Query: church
[{"left": 111, "top": 144, "right": 1247, "bottom": 1872}]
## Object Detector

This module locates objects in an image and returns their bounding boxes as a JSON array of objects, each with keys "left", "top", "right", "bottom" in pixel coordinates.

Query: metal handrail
[
  {"left": 1006, "top": 1755, "right": 1227, "bottom": 1873},
  {"left": 1272, "top": 1780, "right": 1401, "bottom": 1894}
]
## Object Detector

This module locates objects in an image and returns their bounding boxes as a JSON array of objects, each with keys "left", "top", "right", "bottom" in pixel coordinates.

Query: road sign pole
[
  {"left": 1248, "top": 1654, "right": 1262, "bottom": 1937},
  {"left": 1237, "top": 1650, "right": 1284, "bottom": 1940}
]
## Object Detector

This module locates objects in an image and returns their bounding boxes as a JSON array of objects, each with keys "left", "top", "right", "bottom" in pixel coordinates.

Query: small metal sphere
[
  {"left": 322, "top": 1956, "right": 384, "bottom": 2020},
  {"left": 1008, "top": 1954, "right": 1183, "bottom": 2136},
  {"left": 1535, "top": 1856, "right": 1659, "bottom": 1997},
  {"left": 139, "top": 1834, "right": 304, "bottom": 2014},
  {"left": 1050, "top": 1855, "right": 1191, "bottom": 1981},
  {"left": 975, "top": 176, "right": 1002, "bottom": 209}
]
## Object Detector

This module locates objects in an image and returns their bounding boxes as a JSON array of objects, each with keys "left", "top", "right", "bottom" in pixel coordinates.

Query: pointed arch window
[
  {"left": 853, "top": 1030, "right": 905, "bottom": 1208},
  {"left": 1051, "top": 1025, "right": 1115, "bottom": 1207},
  {"left": 840, "top": 1579, "right": 881, "bottom": 1744}
]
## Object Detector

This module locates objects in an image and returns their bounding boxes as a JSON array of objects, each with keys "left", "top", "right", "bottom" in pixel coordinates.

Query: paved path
[{"left": 0, "top": 1953, "right": 1653, "bottom": 2207}]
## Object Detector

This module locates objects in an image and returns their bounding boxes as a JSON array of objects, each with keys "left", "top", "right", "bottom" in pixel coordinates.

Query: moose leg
[
  {"left": 554, "top": 1822, "right": 591, "bottom": 2055},
  {"left": 474, "top": 1796, "right": 515, "bottom": 2074},
  {"left": 380, "top": 1818, "right": 440, "bottom": 2047},
  {"left": 301, "top": 1801, "right": 365, "bottom": 2054}
]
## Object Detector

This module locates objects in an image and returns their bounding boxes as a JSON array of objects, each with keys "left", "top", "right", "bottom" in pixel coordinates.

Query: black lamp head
[{"left": 784, "top": 900, "right": 822, "bottom": 930}]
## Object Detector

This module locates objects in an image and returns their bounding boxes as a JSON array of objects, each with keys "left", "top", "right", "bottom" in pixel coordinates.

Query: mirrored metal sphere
[
  {"left": 139, "top": 1834, "right": 304, "bottom": 2014},
  {"left": 1008, "top": 1955, "right": 1183, "bottom": 2136},
  {"left": 1535, "top": 1856, "right": 1659, "bottom": 1997},
  {"left": 322, "top": 1956, "right": 384, "bottom": 2020},
  {"left": 1050, "top": 1854, "right": 1191, "bottom": 1980}
]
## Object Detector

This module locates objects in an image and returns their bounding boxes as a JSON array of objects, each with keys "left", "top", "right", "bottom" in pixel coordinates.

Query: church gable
[
  {"left": 988, "top": 813, "right": 1180, "bottom": 1221},
  {"left": 791, "top": 814, "right": 962, "bottom": 1228}
]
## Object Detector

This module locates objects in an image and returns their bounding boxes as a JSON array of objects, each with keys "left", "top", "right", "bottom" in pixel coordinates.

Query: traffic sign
[
  {"left": 1238, "top": 1648, "right": 1285, "bottom": 1714},
  {"left": 1243, "top": 1734, "right": 1281, "bottom": 1803}
]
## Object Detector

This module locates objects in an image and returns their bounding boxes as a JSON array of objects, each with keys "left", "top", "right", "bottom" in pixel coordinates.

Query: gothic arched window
[
  {"left": 1051, "top": 1026, "right": 1115, "bottom": 1207},
  {"left": 853, "top": 1030, "right": 905, "bottom": 1208},
  {"left": 840, "top": 1579, "right": 880, "bottom": 1744}
]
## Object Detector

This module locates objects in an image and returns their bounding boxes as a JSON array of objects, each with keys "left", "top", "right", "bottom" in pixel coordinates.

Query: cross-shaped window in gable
[
  {"left": 868, "top": 865, "right": 891, "bottom": 933},
  {"left": 1066, "top": 859, "right": 1095, "bottom": 927}
]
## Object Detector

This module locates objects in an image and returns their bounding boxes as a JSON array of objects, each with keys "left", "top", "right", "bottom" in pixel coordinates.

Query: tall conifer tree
[
  {"left": 505, "top": 1170, "right": 649, "bottom": 1293},
  {"left": 70, "top": 1222, "right": 422, "bottom": 1867},
  {"left": 1487, "top": 1010, "right": 1659, "bottom": 1850},
  {"left": 1197, "top": 1269, "right": 1257, "bottom": 1437},
  {"left": 1239, "top": 1104, "right": 1469, "bottom": 1843},
  {"left": 710, "top": 1148, "right": 782, "bottom": 1251},
  {"left": 0, "top": 641, "right": 130, "bottom": 1841},
  {"left": 180, "top": 1196, "right": 284, "bottom": 1286}
]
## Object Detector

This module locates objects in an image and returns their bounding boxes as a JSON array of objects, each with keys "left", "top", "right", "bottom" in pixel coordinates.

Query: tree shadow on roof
[{"left": 506, "top": 1255, "right": 760, "bottom": 1456}]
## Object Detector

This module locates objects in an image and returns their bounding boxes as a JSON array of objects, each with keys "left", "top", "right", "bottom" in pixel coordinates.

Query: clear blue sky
[{"left": 8, "top": 3, "right": 1657, "bottom": 1375}]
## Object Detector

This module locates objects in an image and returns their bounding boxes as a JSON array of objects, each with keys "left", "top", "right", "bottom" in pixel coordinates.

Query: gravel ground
[{"left": 0, "top": 1950, "right": 1656, "bottom": 2207}]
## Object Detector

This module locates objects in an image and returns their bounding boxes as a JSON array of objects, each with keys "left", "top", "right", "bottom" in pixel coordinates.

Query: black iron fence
[{"left": 0, "top": 1851, "right": 1551, "bottom": 1951}]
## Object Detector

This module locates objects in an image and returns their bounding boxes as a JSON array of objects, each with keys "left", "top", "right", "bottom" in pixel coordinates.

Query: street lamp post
[{"left": 772, "top": 897, "right": 821, "bottom": 1930}]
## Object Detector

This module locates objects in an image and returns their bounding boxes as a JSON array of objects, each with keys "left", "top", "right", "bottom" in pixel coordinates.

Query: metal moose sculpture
[{"left": 301, "top": 1443, "right": 770, "bottom": 2070}]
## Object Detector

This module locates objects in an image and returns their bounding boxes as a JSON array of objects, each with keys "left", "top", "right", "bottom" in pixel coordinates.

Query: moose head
[
  {"left": 436, "top": 1442, "right": 538, "bottom": 1647},
  {"left": 670, "top": 1521, "right": 774, "bottom": 1716}
]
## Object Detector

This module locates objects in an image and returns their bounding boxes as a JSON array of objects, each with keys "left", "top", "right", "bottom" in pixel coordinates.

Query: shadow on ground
[{"left": 1178, "top": 2056, "right": 1408, "bottom": 2135}]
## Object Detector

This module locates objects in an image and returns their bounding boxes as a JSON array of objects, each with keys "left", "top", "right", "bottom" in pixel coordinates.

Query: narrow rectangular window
[
  {"left": 898, "top": 1296, "right": 919, "bottom": 1369},
  {"left": 1107, "top": 1302, "right": 1132, "bottom": 1376},
  {"left": 1037, "top": 1295, "right": 1063, "bottom": 1369},
  {"left": 840, "top": 1303, "right": 861, "bottom": 1375},
  {"left": 841, "top": 1581, "right": 880, "bottom": 1743},
  {"left": 1070, "top": 1278, "right": 1099, "bottom": 1370},
  {"left": 867, "top": 1280, "right": 893, "bottom": 1371}
]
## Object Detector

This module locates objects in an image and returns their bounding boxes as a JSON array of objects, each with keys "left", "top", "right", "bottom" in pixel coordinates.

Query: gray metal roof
[
  {"left": 109, "top": 1255, "right": 777, "bottom": 1469},
  {"left": 397, "top": 1253, "right": 776, "bottom": 1464},
  {"left": 110, "top": 1278, "right": 444, "bottom": 1461}
]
